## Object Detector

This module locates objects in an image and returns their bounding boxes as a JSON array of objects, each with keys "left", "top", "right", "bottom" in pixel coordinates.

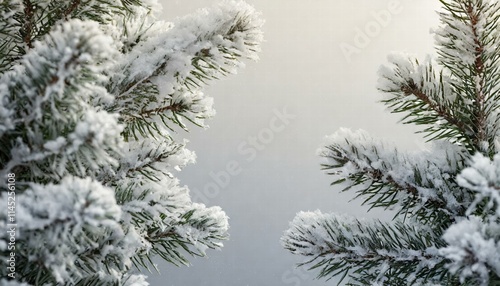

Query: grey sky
[{"left": 148, "top": 1, "right": 442, "bottom": 285}]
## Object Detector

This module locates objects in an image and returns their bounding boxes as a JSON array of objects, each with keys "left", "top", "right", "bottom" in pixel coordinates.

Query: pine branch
[
  {"left": 120, "top": 101, "right": 184, "bottom": 140},
  {"left": 282, "top": 212, "right": 453, "bottom": 285},
  {"left": 285, "top": 1, "right": 500, "bottom": 285},
  {"left": 138, "top": 103, "right": 183, "bottom": 118},
  {"left": 436, "top": 0, "right": 500, "bottom": 155},
  {"left": 131, "top": 203, "right": 229, "bottom": 269},
  {"left": 457, "top": 153, "right": 500, "bottom": 218},
  {"left": 400, "top": 81, "right": 469, "bottom": 137},
  {"left": 378, "top": 55, "right": 473, "bottom": 146},
  {"left": 104, "top": 139, "right": 192, "bottom": 188},
  {"left": 16, "top": 0, "right": 143, "bottom": 55},
  {"left": 119, "top": 86, "right": 216, "bottom": 141},
  {"left": 440, "top": 216, "right": 500, "bottom": 284},
  {"left": 0, "top": 177, "right": 128, "bottom": 285},
  {"left": 108, "top": 2, "right": 263, "bottom": 139},
  {"left": 114, "top": 158, "right": 229, "bottom": 270},
  {"left": 111, "top": 4, "right": 262, "bottom": 99},
  {"left": 0, "top": 1, "right": 262, "bottom": 284},
  {"left": 0, "top": 20, "right": 120, "bottom": 181},
  {"left": 319, "top": 129, "right": 471, "bottom": 226}
]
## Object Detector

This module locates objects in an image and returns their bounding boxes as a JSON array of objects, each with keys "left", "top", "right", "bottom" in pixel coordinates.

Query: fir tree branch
[
  {"left": 378, "top": 55, "right": 472, "bottom": 145},
  {"left": 105, "top": 139, "right": 190, "bottom": 188},
  {"left": 286, "top": 1, "right": 500, "bottom": 285},
  {"left": 129, "top": 102, "right": 184, "bottom": 121},
  {"left": 120, "top": 101, "right": 176, "bottom": 123},
  {"left": 323, "top": 146, "right": 454, "bottom": 226},
  {"left": 130, "top": 203, "right": 229, "bottom": 269},
  {"left": 282, "top": 212, "right": 452, "bottom": 285},
  {"left": 435, "top": 0, "right": 500, "bottom": 155},
  {"left": 0, "top": 0, "right": 25, "bottom": 72},
  {"left": 17, "top": 0, "right": 142, "bottom": 54},
  {"left": 108, "top": 2, "right": 263, "bottom": 140},
  {"left": 112, "top": 11, "right": 260, "bottom": 99},
  {"left": 118, "top": 86, "right": 215, "bottom": 140},
  {"left": 0, "top": 1, "right": 262, "bottom": 285},
  {"left": 0, "top": 20, "right": 120, "bottom": 181},
  {"left": 320, "top": 129, "right": 470, "bottom": 225},
  {"left": 400, "top": 81, "right": 470, "bottom": 137},
  {"left": 2, "top": 176, "right": 127, "bottom": 285}
]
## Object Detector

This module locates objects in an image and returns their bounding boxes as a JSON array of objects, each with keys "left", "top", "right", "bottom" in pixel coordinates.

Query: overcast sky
[{"left": 148, "top": 1, "right": 442, "bottom": 285}]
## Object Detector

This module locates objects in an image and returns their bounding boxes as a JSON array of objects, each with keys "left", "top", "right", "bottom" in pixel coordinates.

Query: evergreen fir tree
[
  {"left": 0, "top": 0, "right": 263, "bottom": 285},
  {"left": 282, "top": 0, "right": 500, "bottom": 285}
]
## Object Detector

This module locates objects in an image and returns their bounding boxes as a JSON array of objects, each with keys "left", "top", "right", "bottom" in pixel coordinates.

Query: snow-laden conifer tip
[
  {"left": 285, "top": 1, "right": 500, "bottom": 283},
  {"left": 0, "top": 0, "right": 262, "bottom": 284}
]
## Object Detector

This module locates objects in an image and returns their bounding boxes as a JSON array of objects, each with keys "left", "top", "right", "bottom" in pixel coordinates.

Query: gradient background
[{"left": 148, "top": 1, "right": 442, "bottom": 285}]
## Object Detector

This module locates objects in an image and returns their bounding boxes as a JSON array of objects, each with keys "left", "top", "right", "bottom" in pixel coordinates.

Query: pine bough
[
  {"left": 282, "top": 0, "right": 500, "bottom": 285},
  {"left": 0, "top": 0, "right": 263, "bottom": 285}
]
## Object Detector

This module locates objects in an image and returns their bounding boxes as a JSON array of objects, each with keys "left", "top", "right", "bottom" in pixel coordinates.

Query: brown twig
[
  {"left": 138, "top": 102, "right": 183, "bottom": 118},
  {"left": 402, "top": 82, "right": 470, "bottom": 136},
  {"left": 466, "top": 3, "right": 487, "bottom": 149},
  {"left": 64, "top": 0, "right": 81, "bottom": 18},
  {"left": 22, "top": 0, "right": 34, "bottom": 49}
]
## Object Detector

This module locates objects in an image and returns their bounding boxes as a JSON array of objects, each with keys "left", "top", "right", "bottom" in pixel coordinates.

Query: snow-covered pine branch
[
  {"left": 104, "top": 0, "right": 263, "bottom": 272},
  {"left": 283, "top": 0, "right": 500, "bottom": 285},
  {"left": 0, "top": 0, "right": 24, "bottom": 73},
  {"left": 319, "top": 128, "right": 470, "bottom": 226},
  {"left": 0, "top": 0, "right": 263, "bottom": 285},
  {"left": 377, "top": 0, "right": 500, "bottom": 156},
  {"left": 439, "top": 154, "right": 500, "bottom": 285},
  {"left": 434, "top": 0, "right": 500, "bottom": 157},
  {"left": 0, "top": 19, "right": 120, "bottom": 182},
  {"left": 108, "top": 1, "right": 264, "bottom": 139},
  {"left": 377, "top": 54, "right": 468, "bottom": 145},
  {"left": 282, "top": 211, "right": 450, "bottom": 285},
  {"left": 0, "top": 177, "right": 132, "bottom": 285}
]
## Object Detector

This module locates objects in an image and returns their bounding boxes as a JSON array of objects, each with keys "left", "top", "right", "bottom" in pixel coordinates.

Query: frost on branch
[
  {"left": 440, "top": 217, "right": 500, "bottom": 285},
  {"left": 0, "top": 177, "right": 135, "bottom": 285},
  {"left": 439, "top": 154, "right": 500, "bottom": 285},
  {"left": 377, "top": 54, "right": 465, "bottom": 144},
  {"left": 0, "top": 19, "right": 120, "bottom": 182},
  {"left": 457, "top": 153, "right": 500, "bottom": 217},
  {"left": 0, "top": 0, "right": 24, "bottom": 73},
  {"left": 281, "top": 211, "right": 447, "bottom": 285},
  {"left": 433, "top": 0, "right": 500, "bottom": 156},
  {"left": 109, "top": 0, "right": 264, "bottom": 139},
  {"left": 283, "top": 0, "right": 500, "bottom": 284},
  {"left": 318, "top": 128, "right": 469, "bottom": 225},
  {"left": 0, "top": 0, "right": 262, "bottom": 285}
]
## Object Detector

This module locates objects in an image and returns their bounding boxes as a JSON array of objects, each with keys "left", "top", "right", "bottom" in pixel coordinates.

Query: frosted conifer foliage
[
  {"left": 0, "top": 0, "right": 263, "bottom": 285},
  {"left": 282, "top": 1, "right": 500, "bottom": 285}
]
